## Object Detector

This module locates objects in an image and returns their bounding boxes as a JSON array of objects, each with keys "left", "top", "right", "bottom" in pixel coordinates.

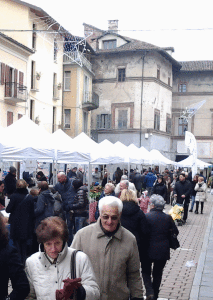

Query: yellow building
[
  {"left": 0, "top": 32, "right": 33, "bottom": 126},
  {"left": 62, "top": 40, "right": 99, "bottom": 137},
  {"left": 0, "top": 0, "right": 65, "bottom": 132}
]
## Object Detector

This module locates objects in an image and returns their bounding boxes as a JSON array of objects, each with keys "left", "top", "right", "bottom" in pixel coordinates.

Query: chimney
[{"left": 108, "top": 20, "right": 118, "bottom": 33}]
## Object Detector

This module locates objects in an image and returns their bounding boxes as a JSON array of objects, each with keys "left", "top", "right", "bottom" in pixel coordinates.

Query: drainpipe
[{"left": 139, "top": 52, "right": 146, "bottom": 147}]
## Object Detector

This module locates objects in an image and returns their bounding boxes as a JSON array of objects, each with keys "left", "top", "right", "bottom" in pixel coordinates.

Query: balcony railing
[
  {"left": 53, "top": 85, "right": 60, "bottom": 100},
  {"left": 82, "top": 91, "right": 99, "bottom": 111},
  {"left": 4, "top": 82, "right": 27, "bottom": 102},
  {"left": 63, "top": 50, "right": 93, "bottom": 73}
]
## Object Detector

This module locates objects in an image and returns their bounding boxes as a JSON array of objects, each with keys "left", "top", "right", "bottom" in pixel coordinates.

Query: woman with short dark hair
[
  {"left": 0, "top": 213, "right": 30, "bottom": 300},
  {"left": 25, "top": 216, "right": 100, "bottom": 300}
]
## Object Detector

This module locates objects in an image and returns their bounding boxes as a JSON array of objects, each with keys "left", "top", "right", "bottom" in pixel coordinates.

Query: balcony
[
  {"left": 4, "top": 82, "right": 27, "bottom": 103},
  {"left": 63, "top": 50, "right": 93, "bottom": 74},
  {"left": 53, "top": 84, "right": 60, "bottom": 100},
  {"left": 82, "top": 91, "right": 99, "bottom": 111}
]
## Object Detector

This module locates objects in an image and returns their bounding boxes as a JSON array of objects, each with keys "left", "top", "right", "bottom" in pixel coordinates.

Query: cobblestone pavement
[{"left": 158, "top": 192, "right": 213, "bottom": 300}]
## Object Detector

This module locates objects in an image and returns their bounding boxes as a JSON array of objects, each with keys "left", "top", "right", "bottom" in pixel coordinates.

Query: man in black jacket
[
  {"left": 54, "top": 172, "right": 76, "bottom": 245},
  {"left": 173, "top": 173, "right": 191, "bottom": 223},
  {"left": 4, "top": 166, "right": 17, "bottom": 197}
]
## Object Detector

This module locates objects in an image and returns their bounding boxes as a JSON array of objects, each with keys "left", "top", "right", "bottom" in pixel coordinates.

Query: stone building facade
[
  {"left": 172, "top": 61, "right": 213, "bottom": 162},
  {"left": 84, "top": 22, "right": 181, "bottom": 158}
]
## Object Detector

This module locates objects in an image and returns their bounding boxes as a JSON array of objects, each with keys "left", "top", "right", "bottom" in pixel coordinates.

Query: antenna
[{"left": 180, "top": 100, "right": 206, "bottom": 123}]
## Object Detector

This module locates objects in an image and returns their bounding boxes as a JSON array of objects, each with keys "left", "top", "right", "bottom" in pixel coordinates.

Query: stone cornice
[
  {"left": 93, "top": 76, "right": 172, "bottom": 91},
  {"left": 173, "top": 92, "right": 213, "bottom": 96}
]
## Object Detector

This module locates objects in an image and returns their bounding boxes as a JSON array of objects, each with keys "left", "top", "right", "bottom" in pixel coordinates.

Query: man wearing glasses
[{"left": 71, "top": 196, "right": 144, "bottom": 300}]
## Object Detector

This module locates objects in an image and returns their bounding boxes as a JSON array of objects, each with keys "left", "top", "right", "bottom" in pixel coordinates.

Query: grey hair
[
  {"left": 150, "top": 194, "right": 165, "bottom": 210},
  {"left": 99, "top": 196, "right": 123, "bottom": 214},
  {"left": 121, "top": 175, "right": 128, "bottom": 180},
  {"left": 105, "top": 182, "right": 115, "bottom": 191},
  {"left": 58, "top": 172, "right": 66, "bottom": 176},
  {"left": 120, "top": 180, "right": 129, "bottom": 189}
]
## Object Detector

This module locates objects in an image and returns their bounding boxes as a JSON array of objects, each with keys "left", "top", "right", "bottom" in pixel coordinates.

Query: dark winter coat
[
  {"left": 37, "top": 175, "right": 47, "bottom": 182},
  {"left": 133, "top": 172, "right": 143, "bottom": 191},
  {"left": 67, "top": 170, "right": 77, "bottom": 179},
  {"left": 6, "top": 188, "right": 29, "bottom": 240},
  {"left": 34, "top": 190, "right": 55, "bottom": 229},
  {"left": 4, "top": 172, "right": 16, "bottom": 196},
  {"left": 54, "top": 178, "right": 76, "bottom": 212},
  {"left": 191, "top": 180, "right": 197, "bottom": 197},
  {"left": 145, "top": 208, "right": 179, "bottom": 261},
  {"left": 144, "top": 172, "right": 156, "bottom": 188},
  {"left": 0, "top": 244, "right": 30, "bottom": 300},
  {"left": 71, "top": 186, "right": 89, "bottom": 217},
  {"left": 15, "top": 194, "right": 37, "bottom": 241},
  {"left": 0, "top": 191, "right": 5, "bottom": 207},
  {"left": 173, "top": 179, "right": 192, "bottom": 204},
  {"left": 120, "top": 201, "right": 148, "bottom": 259},
  {"left": 152, "top": 181, "right": 167, "bottom": 200}
]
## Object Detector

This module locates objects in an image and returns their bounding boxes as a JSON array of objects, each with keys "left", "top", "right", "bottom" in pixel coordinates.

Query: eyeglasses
[{"left": 101, "top": 215, "right": 119, "bottom": 221}]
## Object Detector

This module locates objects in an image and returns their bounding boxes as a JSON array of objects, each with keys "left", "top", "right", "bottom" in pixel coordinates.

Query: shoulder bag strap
[{"left": 70, "top": 250, "right": 79, "bottom": 300}]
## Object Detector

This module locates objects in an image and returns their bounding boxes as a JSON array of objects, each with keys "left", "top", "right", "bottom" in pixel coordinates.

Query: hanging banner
[{"left": 185, "top": 131, "right": 197, "bottom": 177}]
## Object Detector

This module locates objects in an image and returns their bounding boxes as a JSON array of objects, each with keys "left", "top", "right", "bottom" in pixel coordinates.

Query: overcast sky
[{"left": 26, "top": 0, "right": 213, "bottom": 62}]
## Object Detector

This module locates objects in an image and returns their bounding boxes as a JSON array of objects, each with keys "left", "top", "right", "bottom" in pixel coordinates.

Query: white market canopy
[
  {"left": 177, "top": 155, "right": 211, "bottom": 169},
  {"left": 0, "top": 116, "right": 54, "bottom": 161},
  {"left": 149, "top": 149, "right": 177, "bottom": 166}
]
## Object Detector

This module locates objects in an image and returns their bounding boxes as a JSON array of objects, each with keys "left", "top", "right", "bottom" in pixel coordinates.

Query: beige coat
[
  {"left": 195, "top": 182, "right": 207, "bottom": 202},
  {"left": 71, "top": 219, "right": 143, "bottom": 300}
]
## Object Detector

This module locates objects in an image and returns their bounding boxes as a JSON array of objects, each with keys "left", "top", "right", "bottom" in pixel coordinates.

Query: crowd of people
[{"left": 0, "top": 164, "right": 211, "bottom": 300}]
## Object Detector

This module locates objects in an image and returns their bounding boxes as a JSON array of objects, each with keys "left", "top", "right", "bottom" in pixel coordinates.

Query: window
[
  {"left": 178, "top": 118, "right": 188, "bottom": 136},
  {"left": 166, "top": 114, "right": 172, "bottom": 133},
  {"left": 118, "top": 68, "right": 125, "bottom": 82},
  {"left": 7, "top": 111, "right": 13, "bottom": 126},
  {"left": 32, "top": 23, "right": 36, "bottom": 49},
  {"left": 103, "top": 40, "right": 117, "bottom": 50},
  {"left": 97, "top": 114, "right": 111, "bottom": 129},
  {"left": 157, "top": 68, "right": 160, "bottom": 79},
  {"left": 118, "top": 110, "right": 127, "bottom": 129},
  {"left": 31, "top": 61, "right": 36, "bottom": 89},
  {"left": 64, "top": 71, "right": 71, "bottom": 90},
  {"left": 83, "top": 75, "right": 89, "bottom": 102},
  {"left": 64, "top": 109, "right": 71, "bottom": 128},
  {"left": 83, "top": 111, "right": 88, "bottom": 133},
  {"left": 30, "top": 99, "right": 35, "bottom": 120},
  {"left": 179, "top": 83, "right": 187, "bottom": 92},
  {"left": 52, "top": 106, "right": 56, "bottom": 132},
  {"left": 54, "top": 38, "right": 58, "bottom": 63},
  {"left": 154, "top": 110, "right": 160, "bottom": 130}
]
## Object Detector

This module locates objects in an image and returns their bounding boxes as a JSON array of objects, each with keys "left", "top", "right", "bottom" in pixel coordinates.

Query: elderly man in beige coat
[{"left": 71, "top": 196, "right": 144, "bottom": 300}]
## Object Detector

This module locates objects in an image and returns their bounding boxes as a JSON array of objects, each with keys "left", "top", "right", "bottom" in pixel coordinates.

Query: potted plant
[{"left": 36, "top": 72, "right": 41, "bottom": 80}]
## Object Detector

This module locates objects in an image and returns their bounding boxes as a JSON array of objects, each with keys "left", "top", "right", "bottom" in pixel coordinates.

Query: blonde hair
[
  {"left": 105, "top": 182, "right": 115, "bottom": 192},
  {"left": 198, "top": 176, "right": 204, "bottom": 181},
  {"left": 16, "top": 179, "right": 28, "bottom": 189},
  {"left": 120, "top": 189, "right": 138, "bottom": 204}
]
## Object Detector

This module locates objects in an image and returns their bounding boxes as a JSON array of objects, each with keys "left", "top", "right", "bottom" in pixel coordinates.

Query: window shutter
[
  {"left": 167, "top": 118, "right": 171, "bottom": 133},
  {"left": 14, "top": 69, "right": 18, "bottom": 97},
  {"left": 19, "top": 71, "right": 24, "bottom": 86},
  {"left": 96, "top": 115, "right": 101, "bottom": 129},
  {"left": 106, "top": 114, "right": 111, "bottom": 129},
  {"left": 1, "top": 63, "right": 5, "bottom": 85},
  {"left": 5, "top": 65, "right": 10, "bottom": 97}
]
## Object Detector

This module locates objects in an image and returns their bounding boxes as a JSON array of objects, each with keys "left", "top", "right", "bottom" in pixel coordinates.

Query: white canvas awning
[{"left": 177, "top": 155, "right": 211, "bottom": 169}]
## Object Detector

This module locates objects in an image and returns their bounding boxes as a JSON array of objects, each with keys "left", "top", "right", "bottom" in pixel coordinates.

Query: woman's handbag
[{"left": 169, "top": 229, "right": 180, "bottom": 250}]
